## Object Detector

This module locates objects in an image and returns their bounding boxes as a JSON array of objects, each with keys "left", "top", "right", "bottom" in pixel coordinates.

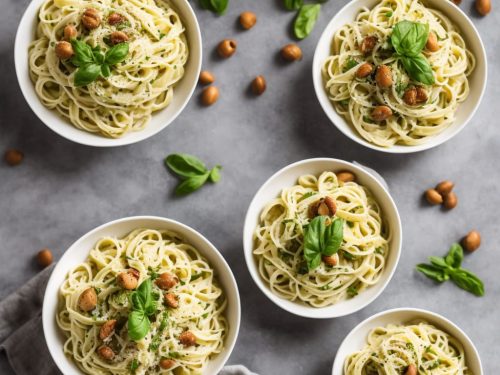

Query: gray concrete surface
[{"left": 1, "top": 0, "right": 499, "bottom": 373}]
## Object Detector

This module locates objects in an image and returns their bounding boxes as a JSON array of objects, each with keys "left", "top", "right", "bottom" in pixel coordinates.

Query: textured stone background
[{"left": 1, "top": 0, "right": 499, "bottom": 373}]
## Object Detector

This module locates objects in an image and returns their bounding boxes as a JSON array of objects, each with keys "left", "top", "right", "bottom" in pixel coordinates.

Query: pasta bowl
[
  {"left": 43, "top": 216, "right": 240, "bottom": 374},
  {"left": 312, "top": 0, "right": 487, "bottom": 153},
  {"left": 15, "top": 0, "right": 202, "bottom": 147},
  {"left": 243, "top": 158, "right": 402, "bottom": 319},
  {"left": 332, "top": 307, "right": 483, "bottom": 374}
]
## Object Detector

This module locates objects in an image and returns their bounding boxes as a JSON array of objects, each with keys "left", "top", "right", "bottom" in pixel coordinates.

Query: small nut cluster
[
  {"left": 117, "top": 268, "right": 140, "bottom": 290},
  {"left": 337, "top": 171, "right": 356, "bottom": 183},
  {"left": 375, "top": 65, "right": 392, "bottom": 88},
  {"left": 476, "top": 0, "right": 491, "bottom": 16},
  {"left": 425, "top": 180, "right": 457, "bottom": 209},
  {"left": 355, "top": 63, "right": 373, "bottom": 79},
  {"left": 426, "top": 32, "right": 439, "bottom": 52},
  {"left": 55, "top": 41, "right": 74, "bottom": 59},
  {"left": 159, "top": 358, "right": 176, "bottom": 369},
  {"left": 309, "top": 196, "right": 337, "bottom": 218},
  {"left": 108, "top": 12, "right": 124, "bottom": 25},
  {"left": 322, "top": 255, "right": 337, "bottom": 266},
  {"left": 251, "top": 75, "right": 266, "bottom": 96},
  {"left": 97, "top": 345, "right": 114, "bottom": 361},
  {"left": 179, "top": 331, "right": 196, "bottom": 347},
  {"left": 63, "top": 25, "right": 78, "bottom": 41},
  {"left": 37, "top": 248, "right": 53, "bottom": 268},
  {"left": 239, "top": 11, "right": 257, "bottom": 30},
  {"left": 403, "top": 86, "right": 428, "bottom": 106},
  {"left": 99, "top": 319, "right": 117, "bottom": 340},
  {"left": 156, "top": 272, "right": 178, "bottom": 290},
  {"left": 164, "top": 292, "right": 179, "bottom": 308},
  {"left": 462, "top": 230, "right": 481, "bottom": 252},
  {"left": 360, "top": 36, "right": 377, "bottom": 55},
  {"left": 371, "top": 105, "right": 393, "bottom": 122},
  {"left": 82, "top": 8, "right": 101, "bottom": 30},
  {"left": 217, "top": 39, "right": 237, "bottom": 58},
  {"left": 110, "top": 31, "right": 129, "bottom": 45},
  {"left": 4, "top": 149, "right": 24, "bottom": 166},
  {"left": 78, "top": 288, "right": 97, "bottom": 312},
  {"left": 281, "top": 44, "right": 302, "bottom": 61}
]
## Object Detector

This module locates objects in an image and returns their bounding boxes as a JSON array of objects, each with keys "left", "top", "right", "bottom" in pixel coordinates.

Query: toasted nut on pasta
[
  {"left": 476, "top": 0, "right": 491, "bottom": 16},
  {"left": 371, "top": 105, "right": 392, "bottom": 121},
  {"left": 99, "top": 320, "right": 117, "bottom": 340},
  {"left": 309, "top": 196, "right": 337, "bottom": 217},
  {"left": 355, "top": 63, "right": 373, "bottom": 78},
  {"left": 425, "top": 189, "right": 443, "bottom": 205},
  {"left": 110, "top": 31, "right": 129, "bottom": 44},
  {"left": 4, "top": 149, "right": 24, "bottom": 166},
  {"left": 426, "top": 32, "right": 439, "bottom": 52},
  {"left": 179, "top": 331, "right": 196, "bottom": 347},
  {"left": 406, "top": 364, "right": 417, "bottom": 375},
  {"left": 322, "top": 255, "right": 337, "bottom": 266},
  {"left": 156, "top": 272, "right": 178, "bottom": 290},
  {"left": 55, "top": 41, "right": 74, "bottom": 59},
  {"left": 63, "top": 25, "right": 77, "bottom": 41},
  {"left": 199, "top": 71, "right": 215, "bottom": 85},
  {"left": 281, "top": 43, "right": 302, "bottom": 61},
  {"left": 403, "top": 87, "right": 417, "bottom": 106},
  {"left": 337, "top": 171, "right": 356, "bottom": 183},
  {"left": 217, "top": 39, "right": 237, "bottom": 58},
  {"left": 239, "top": 11, "right": 257, "bottom": 30},
  {"left": 375, "top": 65, "right": 392, "bottom": 88},
  {"left": 107, "top": 12, "right": 124, "bottom": 25},
  {"left": 97, "top": 346, "right": 114, "bottom": 361},
  {"left": 415, "top": 86, "right": 428, "bottom": 103},
  {"left": 360, "top": 36, "right": 377, "bottom": 55},
  {"left": 201, "top": 86, "right": 219, "bottom": 106},
  {"left": 164, "top": 293, "right": 179, "bottom": 308},
  {"left": 251, "top": 76, "right": 266, "bottom": 95},
  {"left": 82, "top": 8, "right": 101, "bottom": 30},
  {"left": 37, "top": 249, "right": 53, "bottom": 267},
  {"left": 117, "top": 271, "right": 138, "bottom": 290},
  {"left": 436, "top": 180, "right": 454, "bottom": 196},
  {"left": 159, "top": 358, "right": 176, "bottom": 369},
  {"left": 462, "top": 230, "right": 481, "bottom": 252},
  {"left": 443, "top": 191, "right": 458, "bottom": 209},
  {"left": 78, "top": 288, "right": 97, "bottom": 311}
]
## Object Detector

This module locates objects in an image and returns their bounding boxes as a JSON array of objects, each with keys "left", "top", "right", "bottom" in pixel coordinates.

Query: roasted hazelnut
[
  {"left": 201, "top": 86, "right": 219, "bottom": 106},
  {"left": 425, "top": 189, "right": 443, "bottom": 205},
  {"left": 371, "top": 105, "right": 393, "bottom": 122},
  {"left": 426, "top": 31, "right": 439, "bottom": 52},
  {"left": 117, "top": 271, "right": 138, "bottom": 290},
  {"left": 239, "top": 11, "right": 257, "bottom": 30},
  {"left": 462, "top": 230, "right": 481, "bottom": 252},
  {"left": 476, "top": 0, "right": 491, "bottom": 16},
  {"left": 405, "top": 364, "right": 417, "bottom": 375},
  {"left": 37, "top": 249, "right": 53, "bottom": 268},
  {"left": 63, "top": 25, "right": 78, "bottom": 41},
  {"left": 435, "top": 180, "right": 454, "bottom": 196},
  {"left": 128, "top": 268, "right": 140, "bottom": 280},
  {"left": 78, "top": 288, "right": 97, "bottom": 312},
  {"left": 360, "top": 36, "right": 377, "bottom": 55},
  {"left": 217, "top": 39, "right": 237, "bottom": 58},
  {"left": 110, "top": 31, "right": 128, "bottom": 45},
  {"left": 179, "top": 331, "right": 196, "bottom": 347},
  {"left": 97, "top": 346, "right": 114, "bottom": 361},
  {"left": 309, "top": 196, "right": 337, "bottom": 218},
  {"left": 443, "top": 191, "right": 458, "bottom": 209},
  {"left": 82, "top": 8, "right": 101, "bottom": 30},
  {"left": 164, "top": 293, "right": 179, "bottom": 308},
  {"left": 107, "top": 12, "right": 124, "bottom": 25},
  {"left": 55, "top": 41, "right": 74, "bottom": 59},
  {"left": 156, "top": 272, "right": 178, "bottom": 290},
  {"left": 415, "top": 86, "right": 428, "bottom": 103},
  {"left": 355, "top": 63, "right": 373, "bottom": 78},
  {"left": 4, "top": 149, "right": 24, "bottom": 166},
  {"left": 159, "top": 358, "right": 176, "bottom": 369},
  {"left": 375, "top": 65, "right": 392, "bottom": 88},
  {"left": 337, "top": 171, "right": 356, "bottom": 183},
  {"left": 251, "top": 75, "right": 266, "bottom": 95},
  {"left": 281, "top": 43, "right": 302, "bottom": 61},
  {"left": 99, "top": 319, "right": 117, "bottom": 340},
  {"left": 199, "top": 70, "right": 215, "bottom": 85},
  {"left": 322, "top": 255, "right": 337, "bottom": 266},
  {"left": 403, "top": 87, "right": 417, "bottom": 106}
]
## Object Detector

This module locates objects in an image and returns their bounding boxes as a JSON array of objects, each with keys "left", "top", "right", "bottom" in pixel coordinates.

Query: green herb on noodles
[
  {"left": 130, "top": 359, "right": 139, "bottom": 373},
  {"left": 343, "top": 58, "right": 359, "bottom": 73},
  {"left": 303, "top": 216, "right": 344, "bottom": 271},
  {"left": 127, "top": 279, "right": 157, "bottom": 341}
]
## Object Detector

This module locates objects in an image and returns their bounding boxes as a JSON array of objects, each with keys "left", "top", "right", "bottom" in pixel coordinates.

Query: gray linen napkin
[{"left": 0, "top": 265, "right": 256, "bottom": 375}]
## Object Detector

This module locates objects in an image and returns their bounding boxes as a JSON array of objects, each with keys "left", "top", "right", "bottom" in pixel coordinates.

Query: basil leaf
[
  {"left": 165, "top": 154, "right": 207, "bottom": 178},
  {"left": 416, "top": 264, "right": 448, "bottom": 282},
  {"left": 445, "top": 243, "right": 463, "bottom": 269},
  {"left": 94, "top": 51, "right": 105, "bottom": 65},
  {"left": 71, "top": 39, "right": 94, "bottom": 66},
  {"left": 304, "top": 216, "right": 328, "bottom": 270},
  {"left": 209, "top": 165, "right": 222, "bottom": 183},
  {"left": 391, "top": 21, "right": 429, "bottom": 57},
  {"left": 101, "top": 64, "right": 111, "bottom": 78},
  {"left": 130, "top": 359, "right": 139, "bottom": 372},
  {"left": 105, "top": 43, "right": 129, "bottom": 65},
  {"left": 131, "top": 293, "right": 145, "bottom": 311},
  {"left": 294, "top": 4, "right": 321, "bottom": 40},
  {"left": 284, "top": 0, "right": 303, "bottom": 10},
  {"left": 74, "top": 63, "right": 102, "bottom": 87},
  {"left": 175, "top": 173, "right": 210, "bottom": 195},
  {"left": 343, "top": 58, "right": 358, "bottom": 73},
  {"left": 323, "top": 218, "right": 344, "bottom": 256},
  {"left": 209, "top": 0, "right": 229, "bottom": 15},
  {"left": 400, "top": 54, "right": 435, "bottom": 85},
  {"left": 429, "top": 256, "right": 449, "bottom": 269},
  {"left": 449, "top": 269, "right": 485, "bottom": 296},
  {"left": 128, "top": 310, "right": 150, "bottom": 341},
  {"left": 198, "top": 0, "right": 212, "bottom": 9},
  {"left": 136, "top": 279, "right": 154, "bottom": 312}
]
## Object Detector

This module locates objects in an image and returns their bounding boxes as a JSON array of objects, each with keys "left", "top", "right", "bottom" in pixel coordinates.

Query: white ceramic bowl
[
  {"left": 43, "top": 216, "right": 240, "bottom": 375},
  {"left": 312, "top": 0, "right": 487, "bottom": 153},
  {"left": 15, "top": 0, "right": 202, "bottom": 147},
  {"left": 332, "top": 307, "right": 483, "bottom": 374},
  {"left": 243, "top": 158, "right": 402, "bottom": 319}
]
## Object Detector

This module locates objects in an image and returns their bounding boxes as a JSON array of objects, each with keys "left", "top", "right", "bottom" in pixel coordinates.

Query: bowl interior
[
  {"left": 14, "top": 0, "right": 202, "bottom": 147},
  {"left": 243, "top": 158, "right": 402, "bottom": 319},
  {"left": 312, "top": 0, "right": 487, "bottom": 153},
  {"left": 332, "top": 308, "right": 483, "bottom": 374},
  {"left": 43, "top": 216, "right": 240, "bottom": 375}
]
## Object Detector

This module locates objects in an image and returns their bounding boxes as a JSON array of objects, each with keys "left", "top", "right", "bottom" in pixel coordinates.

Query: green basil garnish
[
  {"left": 303, "top": 216, "right": 344, "bottom": 271},
  {"left": 400, "top": 54, "right": 435, "bottom": 85},
  {"left": 127, "top": 279, "right": 157, "bottom": 341},
  {"left": 294, "top": 4, "right": 321, "bottom": 39},
  {"left": 105, "top": 43, "right": 129, "bottom": 65},
  {"left": 198, "top": 0, "right": 228, "bottom": 15},
  {"left": 284, "top": 0, "right": 303, "bottom": 10},
  {"left": 74, "top": 63, "right": 102, "bottom": 87}
]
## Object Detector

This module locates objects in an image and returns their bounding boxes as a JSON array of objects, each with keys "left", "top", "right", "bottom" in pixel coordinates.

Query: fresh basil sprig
[
  {"left": 294, "top": 4, "right": 321, "bottom": 39},
  {"left": 70, "top": 39, "right": 129, "bottom": 87},
  {"left": 165, "top": 153, "right": 222, "bottom": 196},
  {"left": 416, "top": 243, "right": 484, "bottom": 296},
  {"left": 198, "top": 0, "right": 228, "bottom": 15},
  {"left": 303, "top": 216, "right": 344, "bottom": 271},
  {"left": 390, "top": 21, "right": 435, "bottom": 85},
  {"left": 127, "top": 278, "right": 157, "bottom": 341},
  {"left": 284, "top": 0, "right": 303, "bottom": 10}
]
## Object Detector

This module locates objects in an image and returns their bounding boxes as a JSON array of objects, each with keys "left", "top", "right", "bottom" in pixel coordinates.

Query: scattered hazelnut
[
  {"left": 201, "top": 86, "right": 219, "bottom": 106},
  {"left": 375, "top": 65, "right": 393, "bottom": 88},
  {"left": 360, "top": 36, "right": 377, "bottom": 55},
  {"left": 280, "top": 43, "right": 302, "bottom": 61},
  {"left": 435, "top": 180, "right": 454, "bottom": 196},
  {"left": 37, "top": 249, "right": 53, "bottom": 268},
  {"left": 403, "top": 87, "right": 417, "bottom": 106},
  {"left": 462, "top": 230, "right": 481, "bottom": 252},
  {"left": 164, "top": 293, "right": 179, "bottom": 308},
  {"left": 159, "top": 358, "right": 176, "bottom": 369},
  {"left": 117, "top": 271, "right": 138, "bottom": 290},
  {"left": 55, "top": 41, "right": 74, "bottom": 59},
  {"left": 63, "top": 25, "right": 78, "bottom": 41},
  {"left": 82, "top": 8, "right": 101, "bottom": 30},
  {"left": 322, "top": 255, "right": 337, "bottom": 266},
  {"left": 371, "top": 105, "right": 393, "bottom": 122},
  {"left": 239, "top": 11, "right": 257, "bottom": 30},
  {"left": 179, "top": 331, "right": 196, "bottom": 347},
  {"left": 251, "top": 75, "right": 266, "bottom": 95},
  {"left": 476, "top": 0, "right": 491, "bottom": 16},
  {"left": 426, "top": 31, "right": 439, "bottom": 52},
  {"left": 405, "top": 364, "right": 417, "bottom": 375},
  {"left": 156, "top": 272, "right": 178, "bottom": 290},
  {"left": 97, "top": 346, "right": 114, "bottom": 361},
  {"left": 78, "top": 288, "right": 97, "bottom": 312},
  {"left": 199, "top": 71, "right": 215, "bottom": 85},
  {"left": 355, "top": 63, "right": 373, "bottom": 78},
  {"left": 415, "top": 86, "right": 428, "bottom": 103},
  {"left": 443, "top": 191, "right": 458, "bottom": 209},
  {"left": 4, "top": 149, "right": 24, "bottom": 166},
  {"left": 110, "top": 31, "right": 128, "bottom": 45},
  {"left": 337, "top": 171, "right": 356, "bottom": 183},
  {"left": 425, "top": 189, "right": 443, "bottom": 205},
  {"left": 309, "top": 196, "right": 337, "bottom": 218},
  {"left": 107, "top": 12, "right": 124, "bottom": 25},
  {"left": 128, "top": 268, "right": 140, "bottom": 280},
  {"left": 99, "top": 319, "right": 117, "bottom": 340},
  {"left": 217, "top": 39, "right": 237, "bottom": 58}
]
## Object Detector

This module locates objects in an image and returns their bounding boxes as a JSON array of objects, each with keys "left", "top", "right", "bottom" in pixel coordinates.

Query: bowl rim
[
  {"left": 42, "top": 215, "right": 241, "bottom": 375},
  {"left": 331, "top": 307, "right": 484, "bottom": 374},
  {"left": 14, "top": 0, "right": 202, "bottom": 147},
  {"left": 243, "top": 158, "right": 402, "bottom": 319},
  {"left": 312, "top": 0, "right": 488, "bottom": 154}
]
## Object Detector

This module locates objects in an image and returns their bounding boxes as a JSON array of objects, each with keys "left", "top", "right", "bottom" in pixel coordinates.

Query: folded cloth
[{"left": 0, "top": 265, "right": 255, "bottom": 375}]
